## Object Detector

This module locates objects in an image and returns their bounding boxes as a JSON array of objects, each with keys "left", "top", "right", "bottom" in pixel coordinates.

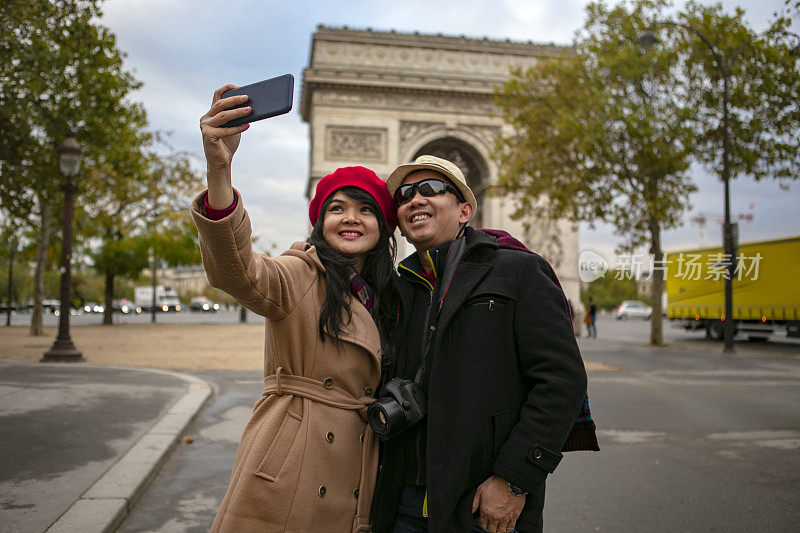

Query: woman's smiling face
[{"left": 322, "top": 190, "right": 381, "bottom": 262}]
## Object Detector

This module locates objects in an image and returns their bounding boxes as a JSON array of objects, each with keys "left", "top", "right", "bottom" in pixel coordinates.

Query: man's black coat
[{"left": 372, "top": 228, "right": 588, "bottom": 533}]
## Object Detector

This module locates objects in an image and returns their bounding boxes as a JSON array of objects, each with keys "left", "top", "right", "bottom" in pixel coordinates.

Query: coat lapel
[{"left": 338, "top": 295, "right": 382, "bottom": 371}]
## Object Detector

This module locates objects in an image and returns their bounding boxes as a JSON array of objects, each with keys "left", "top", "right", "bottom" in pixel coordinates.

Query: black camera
[{"left": 367, "top": 378, "right": 426, "bottom": 439}]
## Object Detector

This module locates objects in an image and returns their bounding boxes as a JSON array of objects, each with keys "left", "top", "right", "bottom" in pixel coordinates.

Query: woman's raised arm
[{"left": 199, "top": 84, "right": 252, "bottom": 209}]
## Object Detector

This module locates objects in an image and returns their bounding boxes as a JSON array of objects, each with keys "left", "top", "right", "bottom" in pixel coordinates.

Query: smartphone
[{"left": 220, "top": 74, "right": 294, "bottom": 128}]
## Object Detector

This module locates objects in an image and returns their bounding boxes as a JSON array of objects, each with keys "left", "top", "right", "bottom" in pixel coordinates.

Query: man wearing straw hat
[{"left": 370, "top": 155, "right": 596, "bottom": 533}]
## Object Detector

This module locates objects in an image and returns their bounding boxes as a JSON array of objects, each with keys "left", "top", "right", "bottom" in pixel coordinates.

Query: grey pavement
[
  {"left": 3, "top": 317, "right": 799, "bottom": 532},
  {"left": 119, "top": 319, "right": 800, "bottom": 532},
  {"left": 0, "top": 363, "right": 211, "bottom": 533}
]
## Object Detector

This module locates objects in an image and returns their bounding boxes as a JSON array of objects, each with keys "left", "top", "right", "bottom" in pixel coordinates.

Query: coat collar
[
  {"left": 281, "top": 241, "right": 381, "bottom": 370},
  {"left": 282, "top": 241, "right": 326, "bottom": 272},
  {"left": 397, "top": 227, "right": 497, "bottom": 288},
  {"left": 397, "top": 227, "right": 499, "bottom": 335},
  {"left": 337, "top": 296, "right": 382, "bottom": 371}
]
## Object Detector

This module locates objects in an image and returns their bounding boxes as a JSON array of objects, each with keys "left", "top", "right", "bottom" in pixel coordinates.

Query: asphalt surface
[
  {"left": 2, "top": 317, "right": 798, "bottom": 532},
  {"left": 118, "top": 370, "right": 260, "bottom": 532},
  {"left": 0, "top": 364, "right": 209, "bottom": 533},
  {"left": 116, "top": 318, "right": 800, "bottom": 532},
  {"left": 4, "top": 309, "right": 264, "bottom": 328}
]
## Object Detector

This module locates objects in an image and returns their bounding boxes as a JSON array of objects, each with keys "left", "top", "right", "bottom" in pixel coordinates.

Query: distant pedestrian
[
  {"left": 587, "top": 297, "right": 597, "bottom": 338},
  {"left": 193, "top": 84, "right": 399, "bottom": 532},
  {"left": 583, "top": 305, "right": 591, "bottom": 335}
]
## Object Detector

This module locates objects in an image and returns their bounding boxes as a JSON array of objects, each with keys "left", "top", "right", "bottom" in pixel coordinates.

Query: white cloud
[{"left": 99, "top": 0, "right": 800, "bottom": 263}]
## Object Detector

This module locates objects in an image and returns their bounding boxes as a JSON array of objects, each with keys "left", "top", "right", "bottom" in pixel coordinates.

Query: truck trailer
[{"left": 665, "top": 236, "right": 800, "bottom": 341}]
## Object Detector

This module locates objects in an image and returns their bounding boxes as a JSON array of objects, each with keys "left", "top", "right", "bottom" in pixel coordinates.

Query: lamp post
[
  {"left": 42, "top": 132, "right": 85, "bottom": 362},
  {"left": 636, "top": 25, "right": 800, "bottom": 354}
]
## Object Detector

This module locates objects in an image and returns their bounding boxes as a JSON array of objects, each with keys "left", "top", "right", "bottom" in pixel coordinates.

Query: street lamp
[
  {"left": 636, "top": 25, "right": 800, "bottom": 353},
  {"left": 42, "top": 132, "right": 85, "bottom": 362}
]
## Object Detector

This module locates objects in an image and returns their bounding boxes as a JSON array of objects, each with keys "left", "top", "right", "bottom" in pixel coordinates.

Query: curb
[{"left": 45, "top": 367, "right": 212, "bottom": 533}]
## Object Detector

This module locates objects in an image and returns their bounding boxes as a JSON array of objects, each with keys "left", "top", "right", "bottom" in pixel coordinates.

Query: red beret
[{"left": 309, "top": 166, "right": 398, "bottom": 231}]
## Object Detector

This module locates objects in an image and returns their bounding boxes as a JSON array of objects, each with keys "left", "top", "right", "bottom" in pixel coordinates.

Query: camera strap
[{"left": 413, "top": 231, "right": 467, "bottom": 389}]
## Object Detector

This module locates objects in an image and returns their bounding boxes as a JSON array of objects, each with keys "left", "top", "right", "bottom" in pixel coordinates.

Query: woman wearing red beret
[{"left": 192, "top": 84, "right": 398, "bottom": 532}]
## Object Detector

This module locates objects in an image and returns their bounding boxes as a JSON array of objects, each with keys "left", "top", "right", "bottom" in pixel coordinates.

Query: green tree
[
  {"left": 495, "top": 0, "right": 800, "bottom": 346},
  {"left": 148, "top": 213, "right": 202, "bottom": 271},
  {"left": 675, "top": 1, "right": 800, "bottom": 186},
  {"left": 495, "top": 0, "right": 695, "bottom": 346},
  {"left": 582, "top": 271, "right": 643, "bottom": 311},
  {"left": 90, "top": 235, "right": 149, "bottom": 322},
  {"left": 0, "top": 220, "right": 24, "bottom": 326},
  {"left": 1, "top": 0, "right": 145, "bottom": 334},
  {"left": 81, "top": 136, "right": 203, "bottom": 325}
]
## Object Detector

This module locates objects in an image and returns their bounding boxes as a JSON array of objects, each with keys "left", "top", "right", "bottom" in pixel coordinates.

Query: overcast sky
[{"left": 101, "top": 0, "right": 799, "bottom": 265}]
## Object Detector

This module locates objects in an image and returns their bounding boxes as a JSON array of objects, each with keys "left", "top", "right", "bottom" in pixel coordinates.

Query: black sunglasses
[{"left": 394, "top": 178, "right": 465, "bottom": 206}]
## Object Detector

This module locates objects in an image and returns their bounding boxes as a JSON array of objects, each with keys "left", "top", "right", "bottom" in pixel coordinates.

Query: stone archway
[
  {"left": 411, "top": 138, "right": 488, "bottom": 228},
  {"left": 300, "top": 26, "right": 581, "bottom": 305}
]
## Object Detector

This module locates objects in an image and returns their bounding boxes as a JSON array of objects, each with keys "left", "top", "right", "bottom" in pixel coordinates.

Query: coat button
[
  {"left": 326, "top": 431, "right": 334, "bottom": 443},
  {"left": 533, "top": 448, "right": 542, "bottom": 460},
  {"left": 323, "top": 378, "right": 333, "bottom": 389},
  {"left": 353, "top": 488, "right": 359, "bottom": 498},
  {"left": 363, "top": 386, "right": 373, "bottom": 396},
  {"left": 359, "top": 433, "right": 365, "bottom": 444},
  {"left": 318, "top": 485, "right": 326, "bottom": 497}
]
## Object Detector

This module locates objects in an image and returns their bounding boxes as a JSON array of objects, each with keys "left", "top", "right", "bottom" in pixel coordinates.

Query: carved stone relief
[
  {"left": 314, "top": 42, "right": 537, "bottom": 77},
  {"left": 325, "top": 126, "right": 387, "bottom": 162},
  {"left": 313, "top": 90, "right": 495, "bottom": 115},
  {"left": 399, "top": 121, "right": 442, "bottom": 149},
  {"left": 460, "top": 124, "right": 501, "bottom": 146}
]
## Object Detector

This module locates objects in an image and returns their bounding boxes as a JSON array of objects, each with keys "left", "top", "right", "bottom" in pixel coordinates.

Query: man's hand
[{"left": 471, "top": 475, "right": 525, "bottom": 532}]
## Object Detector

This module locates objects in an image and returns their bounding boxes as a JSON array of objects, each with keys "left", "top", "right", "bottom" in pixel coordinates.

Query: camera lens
[
  {"left": 368, "top": 404, "right": 389, "bottom": 435},
  {"left": 368, "top": 399, "right": 407, "bottom": 436}
]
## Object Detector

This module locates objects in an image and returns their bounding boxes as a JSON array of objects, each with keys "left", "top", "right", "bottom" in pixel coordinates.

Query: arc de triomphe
[{"left": 301, "top": 26, "right": 581, "bottom": 304}]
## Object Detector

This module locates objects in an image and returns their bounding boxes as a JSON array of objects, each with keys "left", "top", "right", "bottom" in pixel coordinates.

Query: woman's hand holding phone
[{"left": 200, "top": 84, "right": 251, "bottom": 208}]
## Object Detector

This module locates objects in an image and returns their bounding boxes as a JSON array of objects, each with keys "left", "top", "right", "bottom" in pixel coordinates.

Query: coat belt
[
  {"left": 263, "top": 367, "right": 378, "bottom": 531},
  {"left": 263, "top": 367, "right": 373, "bottom": 422}
]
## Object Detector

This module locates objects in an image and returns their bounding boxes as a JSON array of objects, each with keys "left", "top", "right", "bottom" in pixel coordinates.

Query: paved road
[
  {"left": 4, "top": 309, "right": 264, "bottom": 328},
  {"left": 547, "top": 338, "right": 800, "bottom": 532},
  {"left": 0, "top": 364, "right": 189, "bottom": 533},
  {"left": 118, "top": 370, "right": 259, "bottom": 532},
  {"left": 117, "top": 319, "right": 800, "bottom": 532},
  {"left": 10, "top": 310, "right": 800, "bottom": 349}
]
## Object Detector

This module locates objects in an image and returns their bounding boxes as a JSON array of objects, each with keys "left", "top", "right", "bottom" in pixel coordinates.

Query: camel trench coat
[{"left": 191, "top": 191, "right": 381, "bottom": 532}]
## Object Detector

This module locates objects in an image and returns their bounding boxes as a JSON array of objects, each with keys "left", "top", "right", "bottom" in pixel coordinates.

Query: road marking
[
  {"left": 599, "top": 429, "right": 800, "bottom": 450},
  {"left": 708, "top": 430, "right": 800, "bottom": 450},
  {"left": 584, "top": 361, "right": 623, "bottom": 372},
  {"left": 597, "top": 430, "right": 667, "bottom": 443}
]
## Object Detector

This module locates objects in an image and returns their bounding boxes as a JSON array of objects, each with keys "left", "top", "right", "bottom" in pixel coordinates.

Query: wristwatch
[{"left": 506, "top": 481, "right": 528, "bottom": 496}]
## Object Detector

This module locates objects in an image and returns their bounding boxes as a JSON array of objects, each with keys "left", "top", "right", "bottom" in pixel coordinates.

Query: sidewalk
[{"left": 0, "top": 363, "right": 211, "bottom": 533}]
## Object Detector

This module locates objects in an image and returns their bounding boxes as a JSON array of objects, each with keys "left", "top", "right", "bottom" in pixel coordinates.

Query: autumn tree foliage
[{"left": 495, "top": 0, "right": 800, "bottom": 345}]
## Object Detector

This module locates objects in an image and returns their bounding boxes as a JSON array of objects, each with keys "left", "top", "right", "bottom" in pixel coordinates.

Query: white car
[{"left": 616, "top": 300, "right": 653, "bottom": 320}]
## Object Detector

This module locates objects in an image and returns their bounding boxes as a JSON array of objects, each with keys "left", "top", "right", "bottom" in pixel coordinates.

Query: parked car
[
  {"left": 42, "top": 299, "right": 61, "bottom": 313},
  {"left": 112, "top": 299, "right": 142, "bottom": 314},
  {"left": 190, "top": 296, "right": 219, "bottom": 312},
  {"left": 83, "top": 302, "right": 105, "bottom": 314},
  {"left": 616, "top": 300, "right": 653, "bottom": 320}
]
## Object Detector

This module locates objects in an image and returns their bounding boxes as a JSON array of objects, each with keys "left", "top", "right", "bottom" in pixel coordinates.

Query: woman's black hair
[{"left": 307, "top": 186, "right": 397, "bottom": 359}]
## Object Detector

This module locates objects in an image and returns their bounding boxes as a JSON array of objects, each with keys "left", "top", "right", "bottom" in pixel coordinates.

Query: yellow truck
[{"left": 665, "top": 236, "right": 800, "bottom": 340}]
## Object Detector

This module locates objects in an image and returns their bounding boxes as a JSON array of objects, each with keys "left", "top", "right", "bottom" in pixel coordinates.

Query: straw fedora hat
[{"left": 386, "top": 155, "right": 477, "bottom": 216}]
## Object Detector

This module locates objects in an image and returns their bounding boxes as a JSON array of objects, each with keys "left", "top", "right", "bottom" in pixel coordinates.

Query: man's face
[{"left": 396, "top": 170, "right": 473, "bottom": 251}]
